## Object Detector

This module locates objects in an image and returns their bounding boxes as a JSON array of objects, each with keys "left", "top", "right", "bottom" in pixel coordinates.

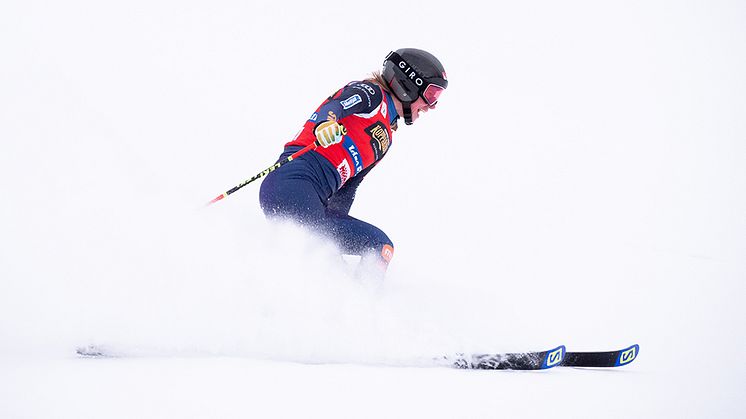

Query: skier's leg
[
  {"left": 321, "top": 210, "right": 394, "bottom": 278},
  {"left": 260, "top": 167, "right": 392, "bottom": 278},
  {"left": 259, "top": 167, "right": 326, "bottom": 225}
]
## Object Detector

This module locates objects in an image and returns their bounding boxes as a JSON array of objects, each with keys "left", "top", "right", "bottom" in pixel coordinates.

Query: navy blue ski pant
[{"left": 258, "top": 154, "right": 393, "bottom": 263}]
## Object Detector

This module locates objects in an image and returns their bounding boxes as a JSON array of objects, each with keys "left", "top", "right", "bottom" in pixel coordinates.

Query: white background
[{"left": 1, "top": 0, "right": 744, "bottom": 418}]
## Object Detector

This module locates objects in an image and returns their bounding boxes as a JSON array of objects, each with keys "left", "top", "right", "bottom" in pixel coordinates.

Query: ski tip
[
  {"left": 541, "top": 345, "right": 566, "bottom": 369},
  {"left": 76, "top": 345, "right": 112, "bottom": 358},
  {"left": 614, "top": 344, "right": 639, "bottom": 367}
]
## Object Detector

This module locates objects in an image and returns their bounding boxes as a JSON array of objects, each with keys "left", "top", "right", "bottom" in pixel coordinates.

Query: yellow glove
[{"left": 314, "top": 120, "right": 347, "bottom": 148}]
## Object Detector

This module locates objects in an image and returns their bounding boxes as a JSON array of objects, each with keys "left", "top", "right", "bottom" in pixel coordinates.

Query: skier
[{"left": 259, "top": 48, "right": 448, "bottom": 277}]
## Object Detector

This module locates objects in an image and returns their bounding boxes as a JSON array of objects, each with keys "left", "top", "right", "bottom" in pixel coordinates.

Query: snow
[{"left": 1, "top": 0, "right": 745, "bottom": 418}]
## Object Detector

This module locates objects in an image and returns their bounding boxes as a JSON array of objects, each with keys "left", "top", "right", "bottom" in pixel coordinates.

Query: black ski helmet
[{"left": 382, "top": 48, "right": 448, "bottom": 125}]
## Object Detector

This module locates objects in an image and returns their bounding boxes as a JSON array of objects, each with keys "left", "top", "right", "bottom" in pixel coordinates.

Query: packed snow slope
[{"left": 1, "top": 1, "right": 744, "bottom": 418}]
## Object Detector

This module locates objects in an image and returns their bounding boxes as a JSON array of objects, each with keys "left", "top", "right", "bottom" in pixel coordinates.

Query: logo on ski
[
  {"left": 617, "top": 345, "right": 638, "bottom": 366},
  {"left": 545, "top": 346, "right": 566, "bottom": 368}
]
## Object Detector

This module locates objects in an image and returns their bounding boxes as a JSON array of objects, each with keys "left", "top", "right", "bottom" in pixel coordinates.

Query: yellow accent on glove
[{"left": 314, "top": 121, "right": 347, "bottom": 148}]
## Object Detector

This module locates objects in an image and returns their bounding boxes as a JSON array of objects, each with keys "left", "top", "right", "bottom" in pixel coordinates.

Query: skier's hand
[{"left": 314, "top": 120, "right": 347, "bottom": 148}]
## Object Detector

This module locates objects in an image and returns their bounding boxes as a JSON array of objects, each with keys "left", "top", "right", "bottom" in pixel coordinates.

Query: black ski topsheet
[
  {"left": 561, "top": 344, "right": 639, "bottom": 367},
  {"left": 452, "top": 345, "right": 566, "bottom": 370}
]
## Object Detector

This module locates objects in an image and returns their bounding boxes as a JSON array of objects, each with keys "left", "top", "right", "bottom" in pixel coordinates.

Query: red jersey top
[{"left": 286, "top": 81, "right": 398, "bottom": 188}]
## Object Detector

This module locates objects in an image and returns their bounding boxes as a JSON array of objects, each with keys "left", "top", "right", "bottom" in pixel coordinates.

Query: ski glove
[{"left": 314, "top": 120, "right": 347, "bottom": 148}]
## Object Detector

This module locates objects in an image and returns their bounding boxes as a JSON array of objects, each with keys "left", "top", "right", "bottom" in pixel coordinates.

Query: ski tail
[{"left": 561, "top": 344, "right": 639, "bottom": 367}]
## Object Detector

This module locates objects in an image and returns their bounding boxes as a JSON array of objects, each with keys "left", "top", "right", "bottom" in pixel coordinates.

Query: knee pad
[{"left": 380, "top": 244, "right": 394, "bottom": 264}]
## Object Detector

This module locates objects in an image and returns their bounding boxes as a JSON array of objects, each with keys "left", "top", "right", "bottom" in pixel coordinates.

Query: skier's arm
[{"left": 316, "top": 82, "right": 383, "bottom": 122}]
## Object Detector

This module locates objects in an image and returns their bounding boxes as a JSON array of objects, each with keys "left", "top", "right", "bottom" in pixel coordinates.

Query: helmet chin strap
[{"left": 403, "top": 102, "right": 414, "bottom": 125}]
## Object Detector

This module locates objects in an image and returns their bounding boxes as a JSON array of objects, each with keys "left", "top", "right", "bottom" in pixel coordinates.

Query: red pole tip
[{"left": 206, "top": 194, "right": 226, "bottom": 206}]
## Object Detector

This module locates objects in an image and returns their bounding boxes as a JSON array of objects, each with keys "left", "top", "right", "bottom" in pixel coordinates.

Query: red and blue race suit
[{"left": 259, "top": 80, "right": 399, "bottom": 265}]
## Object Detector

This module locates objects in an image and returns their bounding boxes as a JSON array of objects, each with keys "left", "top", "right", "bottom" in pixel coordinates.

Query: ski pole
[{"left": 206, "top": 140, "right": 320, "bottom": 206}]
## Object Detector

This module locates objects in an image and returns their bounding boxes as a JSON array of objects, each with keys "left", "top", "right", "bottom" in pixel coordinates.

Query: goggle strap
[{"left": 387, "top": 51, "right": 427, "bottom": 91}]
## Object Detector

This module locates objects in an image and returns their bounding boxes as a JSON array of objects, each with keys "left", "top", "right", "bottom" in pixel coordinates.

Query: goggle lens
[{"left": 423, "top": 83, "right": 445, "bottom": 106}]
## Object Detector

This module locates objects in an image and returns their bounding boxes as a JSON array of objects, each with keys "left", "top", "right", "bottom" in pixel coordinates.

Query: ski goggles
[{"left": 422, "top": 83, "right": 445, "bottom": 107}]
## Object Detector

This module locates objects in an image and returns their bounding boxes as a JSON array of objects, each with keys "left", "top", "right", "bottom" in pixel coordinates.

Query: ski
[
  {"left": 449, "top": 345, "right": 566, "bottom": 370},
  {"left": 561, "top": 344, "right": 639, "bottom": 368},
  {"left": 76, "top": 344, "right": 640, "bottom": 369}
]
